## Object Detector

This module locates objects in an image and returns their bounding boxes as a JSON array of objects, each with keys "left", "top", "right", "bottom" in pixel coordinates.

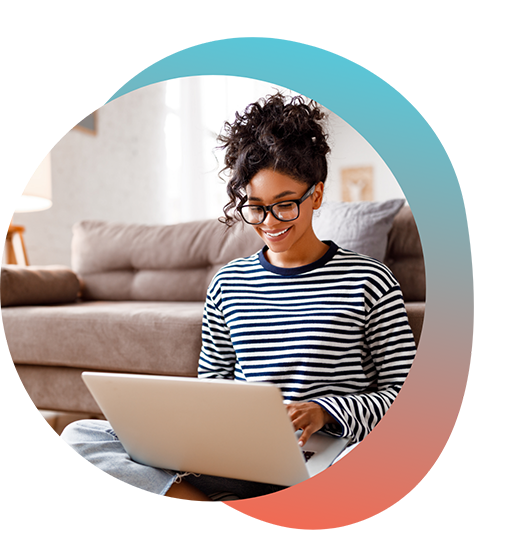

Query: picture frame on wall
[{"left": 341, "top": 166, "right": 374, "bottom": 202}]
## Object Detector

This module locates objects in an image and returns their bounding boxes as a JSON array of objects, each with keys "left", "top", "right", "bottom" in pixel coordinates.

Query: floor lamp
[{"left": 5, "top": 154, "right": 53, "bottom": 266}]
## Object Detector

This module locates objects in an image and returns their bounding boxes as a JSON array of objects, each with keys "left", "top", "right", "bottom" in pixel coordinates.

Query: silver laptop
[{"left": 82, "top": 371, "right": 356, "bottom": 487}]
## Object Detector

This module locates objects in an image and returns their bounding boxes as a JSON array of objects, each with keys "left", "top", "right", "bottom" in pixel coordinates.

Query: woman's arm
[
  {"left": 308, "top": 286, "right": 416, "bottom": 443},
  {"left": 197, "top": 289, "right": 237, "bottom": 380}
]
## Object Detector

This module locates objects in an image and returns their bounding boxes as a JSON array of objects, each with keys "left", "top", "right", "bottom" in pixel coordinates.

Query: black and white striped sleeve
[
  {"left": 197, "top": 286, "right": 237, "bottom": 380},
  {"left": 311, "top": 284, "right": 416, "bottom": 442}
]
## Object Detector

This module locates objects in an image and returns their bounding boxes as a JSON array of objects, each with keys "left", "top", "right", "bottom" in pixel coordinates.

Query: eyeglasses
[{"left": 238, "top": 184, "right": 316, "bottom": 225}]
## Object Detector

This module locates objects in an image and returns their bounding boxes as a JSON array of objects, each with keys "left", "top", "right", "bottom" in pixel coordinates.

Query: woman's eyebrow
[{"left": 248, "top": 190, "right": 298, "bottom": 202}]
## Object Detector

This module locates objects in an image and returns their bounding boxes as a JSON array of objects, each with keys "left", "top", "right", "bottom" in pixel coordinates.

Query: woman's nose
[{"left": 262, "top": 209, "right": 280, "bottom": 226}]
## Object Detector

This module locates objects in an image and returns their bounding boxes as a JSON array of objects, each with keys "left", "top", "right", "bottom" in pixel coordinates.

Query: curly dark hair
[{"left": 217, "top": 92, "right": 330, "bottom": 226}]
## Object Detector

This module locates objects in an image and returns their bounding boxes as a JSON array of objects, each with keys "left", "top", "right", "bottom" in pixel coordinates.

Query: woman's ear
[{"left": 312, "top": 182, "right": 325, "bottom": 210}]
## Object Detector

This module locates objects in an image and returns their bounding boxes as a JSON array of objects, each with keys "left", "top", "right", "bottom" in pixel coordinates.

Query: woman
[{"left": 62, "top": 93, "right": 416, "bottom": 501}]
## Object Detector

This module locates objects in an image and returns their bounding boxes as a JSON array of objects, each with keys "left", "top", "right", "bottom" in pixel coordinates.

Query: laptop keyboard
[{"left": 303, "top": 451, "right": 315, "bottom": 462}]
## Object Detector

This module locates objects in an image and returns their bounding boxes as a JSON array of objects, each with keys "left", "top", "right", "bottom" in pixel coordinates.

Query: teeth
[{"left": 267, "top": 228, "right": 289, "bottom": 237}]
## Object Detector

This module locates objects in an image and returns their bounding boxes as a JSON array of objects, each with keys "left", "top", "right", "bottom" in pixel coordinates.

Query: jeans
[{"left": 61, "top": 419, "right": 286, "bottom": 500}]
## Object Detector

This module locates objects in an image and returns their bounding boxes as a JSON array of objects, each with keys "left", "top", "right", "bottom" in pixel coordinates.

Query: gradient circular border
[{"left": 108, "top": 38, "right": 473, "bottom": 529}]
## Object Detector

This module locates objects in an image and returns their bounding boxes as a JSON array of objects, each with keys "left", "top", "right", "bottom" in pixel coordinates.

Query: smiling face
[{"left": 246, "top": 168, "right": 327, "bottom": 268}]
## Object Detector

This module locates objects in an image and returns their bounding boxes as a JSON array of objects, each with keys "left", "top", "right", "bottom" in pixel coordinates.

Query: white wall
[
  {"left": 324, "top": 110, "right": 404, "bottom": 202},
  {"left": 13, "top": 82, "right": 170, "bottom": 267},
  {"left": 9, "top": 77, "right": 403, "bottom": 267},
  {"left": 167, "top": 76, "right": 404, "bottom": 221}
]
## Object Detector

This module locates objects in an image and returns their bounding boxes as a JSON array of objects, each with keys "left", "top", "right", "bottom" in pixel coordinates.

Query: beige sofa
[
  {"left": 1, "top": 202, "right": 425, "bottom": 417},
  {"left": 0, "top": 200, "right": 425, "bottom": 412}
]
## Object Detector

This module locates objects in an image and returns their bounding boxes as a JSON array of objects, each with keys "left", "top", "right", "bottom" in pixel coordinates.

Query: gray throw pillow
[{"left": 313, "top": 199, "right": 406, "bottom": 262}]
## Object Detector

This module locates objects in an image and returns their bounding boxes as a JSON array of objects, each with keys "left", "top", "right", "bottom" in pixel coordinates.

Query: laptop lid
[{"left": 82, "top": 372, "right": 350, "bottom": 487}]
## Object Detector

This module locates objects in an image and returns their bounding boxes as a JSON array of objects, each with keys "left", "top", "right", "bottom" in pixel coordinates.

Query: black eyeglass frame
[{"left": 237, "top": 183, "right": 316, "bottom": 225}]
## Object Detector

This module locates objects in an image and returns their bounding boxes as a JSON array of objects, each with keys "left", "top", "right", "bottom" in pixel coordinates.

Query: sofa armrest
[
  {"left": 1, "top": 265, "right": 80, "bottom": 307},
  {"left": 404, "top": 301, "right": 425, "bottom": 347}
]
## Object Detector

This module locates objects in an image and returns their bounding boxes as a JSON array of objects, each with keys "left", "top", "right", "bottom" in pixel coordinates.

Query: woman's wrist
[{"left": 316, "top": 403, "right": 337, "bottom": 426}]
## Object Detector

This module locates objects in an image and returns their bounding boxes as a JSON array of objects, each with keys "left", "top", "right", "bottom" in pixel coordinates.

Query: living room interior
[
  {"left": 4, "top": 32, "right": 529, "bottom": 556},
  {"left": 7, "top": 76, "right": 407, "bottom": 267},
  {"left": 1, "top": 75, "right": 424, "bottom": 435}
]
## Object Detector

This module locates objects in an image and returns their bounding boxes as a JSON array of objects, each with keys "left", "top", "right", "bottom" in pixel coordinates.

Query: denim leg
[
  {"left": 62, "top": 419, "right": 288, "bottom": 500},
  {"left": 185, "top": 473, "right": 286, "bottom": 500},
  {"left": 61, "top": 419, "right": 178, "bottom": 495}
]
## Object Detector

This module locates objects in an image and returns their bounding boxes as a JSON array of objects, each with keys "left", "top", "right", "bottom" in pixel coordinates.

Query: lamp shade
[{"left": 15, "top": 153, "right": 52, "bottom": 213}]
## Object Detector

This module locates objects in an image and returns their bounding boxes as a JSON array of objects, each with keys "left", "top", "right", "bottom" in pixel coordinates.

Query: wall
[
  {"left": 324, "top": 110, "right": 405, "bottom": 202},
  {"left": 9, "top": 78, "right": 404, "bottom": 267},
  {"left": 167, "top": 76, "right": 405, "bottom": 221},
  {"left": 13, "top": 82, "right": 170, "bottom": 267}
]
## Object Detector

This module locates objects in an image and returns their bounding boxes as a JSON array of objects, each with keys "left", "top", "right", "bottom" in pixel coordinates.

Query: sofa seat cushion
[
  {"left": 2, "top": 301, "right": 204, "bottom": 376},
  {"left": 4, "top": 299, "right": 424, "bottom": 374}
]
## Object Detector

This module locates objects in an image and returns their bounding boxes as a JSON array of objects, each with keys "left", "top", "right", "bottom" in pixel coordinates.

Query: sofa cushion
[
  {"left": 1, "top": 265, "right": 80, "bottom": 307},
  {"left": 403, "top": 301, "right": 424, "bottom": 346},
  {"left": 312, "top": 199, "right": 405, "bottom": 263},
  {"left": 3, "top": 298, "right": 424, "bottom": 374},
  {"left": 384, "top": 205, "right": 426, "bottom": 302},
  {"left": 2, "top": 301, "right": 204, "bottom": 376},
  {"left": 72, "top": 219, "right": 264, "bottom": 301}
]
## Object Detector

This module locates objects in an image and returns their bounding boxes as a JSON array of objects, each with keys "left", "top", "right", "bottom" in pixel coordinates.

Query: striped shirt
[{"left": 198, "top": 241, "right": 416, "bottom": 443}]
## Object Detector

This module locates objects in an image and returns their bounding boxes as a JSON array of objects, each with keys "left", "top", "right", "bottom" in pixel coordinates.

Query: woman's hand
[{"left": 285, "top": 402, "right": 337, "bottom": 447}]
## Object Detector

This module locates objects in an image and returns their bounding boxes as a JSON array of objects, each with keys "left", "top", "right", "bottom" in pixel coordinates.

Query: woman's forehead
[{"left": 247, "top": 169, "right": 306, "bottom": 201}]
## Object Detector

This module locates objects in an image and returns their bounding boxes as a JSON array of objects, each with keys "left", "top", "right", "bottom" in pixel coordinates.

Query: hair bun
[{"left": 218, "top": 92, "right": 330, "bottom": 227}]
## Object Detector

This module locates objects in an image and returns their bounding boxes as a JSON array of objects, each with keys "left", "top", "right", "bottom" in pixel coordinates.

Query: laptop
[{"left": 81, "top": 371, "right": 356, "bottom": 487}]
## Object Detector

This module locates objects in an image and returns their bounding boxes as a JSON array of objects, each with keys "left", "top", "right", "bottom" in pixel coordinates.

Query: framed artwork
[{"left": 341, "top": 166, "right": 373, "bottom": 202}]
